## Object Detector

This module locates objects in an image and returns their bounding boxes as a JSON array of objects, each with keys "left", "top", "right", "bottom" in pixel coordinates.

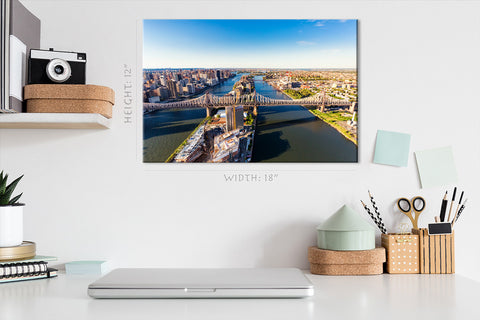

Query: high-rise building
[
  {"left": 186, "top": 83, "right": 195, "bottom": 94},
  {"left": 159, "top": 87, "right": 169, "bottom": 100},
  {"left": 176, "top": 82, "right": 183, "bottom": 95},
  {"left": 160, "top": 76, "right": 166, "bottom": 86},
  {"left": 167, "top": 80, "right": 178, "bottom": 99},
  {"left": 234, "top": 106, "right": 244, "bottom": 130},
  {"left": 226, "top": 106, "right": 244, "bottom": 132}
]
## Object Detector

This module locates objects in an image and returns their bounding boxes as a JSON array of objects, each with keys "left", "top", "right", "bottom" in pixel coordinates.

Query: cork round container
[
  {"left": 308, "top": 246, "right": 386, "bottom": 275},
  {"left": 24, "top": 84, "right": 115, "bottom": 118}
]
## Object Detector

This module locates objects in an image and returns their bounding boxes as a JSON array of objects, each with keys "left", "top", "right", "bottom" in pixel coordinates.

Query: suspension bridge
[{"left": 144, "top": 91, "right": 356, "bottom": 116}]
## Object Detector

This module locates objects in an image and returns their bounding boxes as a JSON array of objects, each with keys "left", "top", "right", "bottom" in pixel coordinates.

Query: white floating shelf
[{"left": 0, "top": 113, "right": 111, "bottom": 129}]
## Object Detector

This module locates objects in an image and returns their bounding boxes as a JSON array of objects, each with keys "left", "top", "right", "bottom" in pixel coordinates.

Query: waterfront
[
  {"left": 143, "top": 74, "right": 357, "bottom": 163},
  {"left": 251, "top": 76, "right": 357, "bottom": 162},
  {"left": 143, "top": 74, "right": 243, "bottom": 162}
]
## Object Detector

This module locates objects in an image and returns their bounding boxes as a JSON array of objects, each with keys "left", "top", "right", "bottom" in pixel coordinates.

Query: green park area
[
  {"left": 245, "top": 113, "right": 255, "bottom": 126},
  {"left": 283, "top": 88, "right": 315, "bottom": 99},
  {"left": 310, "top": 110, "right": 357, "bottom": 145}
]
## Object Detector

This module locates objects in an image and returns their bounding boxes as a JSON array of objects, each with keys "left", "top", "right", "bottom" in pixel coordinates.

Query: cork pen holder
[
  {"left": 381, "top": 233, "right": 420, "bottom": 274},
  {"left": 412, "top": 228, "right": 455, "bottom": 274}
]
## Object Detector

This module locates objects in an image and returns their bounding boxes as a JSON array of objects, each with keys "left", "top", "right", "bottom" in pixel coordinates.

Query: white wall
[{"left": 1, "top": 0, "right": 479, "bottom": 281}]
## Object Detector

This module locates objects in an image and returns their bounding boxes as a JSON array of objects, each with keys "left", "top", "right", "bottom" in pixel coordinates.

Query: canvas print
[{"left": 143, "top": 20, "right": 358, "bottom": 163}]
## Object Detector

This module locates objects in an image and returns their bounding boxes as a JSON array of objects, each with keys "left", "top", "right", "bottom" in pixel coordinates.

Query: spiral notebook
[{"left": 0, "top": 255, "right": 58, "bottom": 283}]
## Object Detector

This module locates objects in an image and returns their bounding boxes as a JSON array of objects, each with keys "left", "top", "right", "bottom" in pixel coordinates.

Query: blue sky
[{"left": 143, "top": 20, "right": 357, "bottom": 69}]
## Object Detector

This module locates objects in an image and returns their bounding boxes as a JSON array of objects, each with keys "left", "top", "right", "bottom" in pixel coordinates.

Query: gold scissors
[{"left": 397, "top": 196, "right": 426, "bottom": 230}]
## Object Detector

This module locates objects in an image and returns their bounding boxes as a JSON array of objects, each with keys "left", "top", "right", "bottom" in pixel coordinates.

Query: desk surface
[{"left": 1, "top": 272, "right": 479, "bottom": 320}]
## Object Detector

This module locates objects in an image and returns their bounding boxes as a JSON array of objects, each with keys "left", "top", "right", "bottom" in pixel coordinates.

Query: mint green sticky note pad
[
  {"left": 373, "top": 130, "right": 411, "bottom": 167},
  {"left": 415, "top": 146, "right": 458, "bottom": 189},
  {"left": 67, "top": 260, "right": 105, "bottom": 265},
  {"left": 65, "top": 260, "right": 108, "bottom": 275}
]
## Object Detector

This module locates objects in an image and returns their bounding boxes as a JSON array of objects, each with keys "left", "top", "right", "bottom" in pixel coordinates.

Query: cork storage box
[
  {"left": 412, "top": 228, "right": 455, "bottom": 274},
  {"left": 381, "top": 233, "right": 419, "bottom": 274},
  {"left": 308, "top": 247, "right": 386, "bottom": 275},
  {"left": 24, "top": 84, "right": 115, "bottom": 118}
]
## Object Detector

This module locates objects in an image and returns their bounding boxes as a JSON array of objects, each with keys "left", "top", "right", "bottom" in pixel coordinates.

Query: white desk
[{"left": 1, "top": 272, "right": 479, "bottom": 320}]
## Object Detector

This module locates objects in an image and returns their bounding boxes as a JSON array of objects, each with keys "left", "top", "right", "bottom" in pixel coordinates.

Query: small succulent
[{"left": 0, "top": 171, "right": 24, "bottom": 206}]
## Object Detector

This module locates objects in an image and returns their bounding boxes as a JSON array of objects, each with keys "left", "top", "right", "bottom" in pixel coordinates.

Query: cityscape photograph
[{"left": 143, "top": 20, "right": 358, "bottom": 163}]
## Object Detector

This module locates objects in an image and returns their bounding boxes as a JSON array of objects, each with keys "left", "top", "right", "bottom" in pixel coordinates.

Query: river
[
  {"left": 143, "top": 74, "right": 357, "bottom": 162},
  {"left": 251, "top": 76, "right": 357, "bottom": 162}
]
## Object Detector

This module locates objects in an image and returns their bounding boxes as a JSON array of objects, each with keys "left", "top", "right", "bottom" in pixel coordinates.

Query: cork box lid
[
  {"left": 308, "top": 247, "right": 386, "bottom": 265},
  {"left": 24, "top": 84, "right": 115, "bottom": 105}
]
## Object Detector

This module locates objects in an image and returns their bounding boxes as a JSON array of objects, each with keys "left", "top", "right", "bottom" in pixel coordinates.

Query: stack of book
[
  {"left": 0, "top": 255, "right": 57, "bottom": 283},
  {"left": 1, "top": 0, "right": 40, "bottom": 112}
]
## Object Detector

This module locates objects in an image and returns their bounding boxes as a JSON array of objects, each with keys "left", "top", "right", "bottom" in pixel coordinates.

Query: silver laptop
[{"left": 88, "top": 268, "right": 314, "bottom": 299}]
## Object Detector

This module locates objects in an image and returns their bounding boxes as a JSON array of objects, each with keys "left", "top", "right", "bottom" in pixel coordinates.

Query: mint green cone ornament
[{"left": 317, "top": 205, "right": 375, "bottom": 251}]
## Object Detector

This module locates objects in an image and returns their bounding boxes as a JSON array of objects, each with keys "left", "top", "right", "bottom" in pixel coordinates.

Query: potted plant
[{"left": 0, "top": 171, "right": 24, "bottom": 247}]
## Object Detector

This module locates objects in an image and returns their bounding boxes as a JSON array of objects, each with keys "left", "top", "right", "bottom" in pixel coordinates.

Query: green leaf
[
  {"left": 8, "top": 193, "right": 22, "bottom": 205},
  {"left": 2, "top": 175, "right": 23, "bottom": 204},
  {"left": 0, "top": 172, "right": 7, "bottom": 195}
]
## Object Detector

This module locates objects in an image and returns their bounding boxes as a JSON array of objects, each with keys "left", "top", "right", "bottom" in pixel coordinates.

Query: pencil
[
  {"left": 447, "top": 187, "right": 457, "bottom": 222},
  {"left": 452, "top": 191, "right": 464, "bottom": 222},
  {"left": 452, "top": 198, "right": 468, "bottom": 227},
  {"left": 439, "top": 191, "right": 448, "bottom": 222}
]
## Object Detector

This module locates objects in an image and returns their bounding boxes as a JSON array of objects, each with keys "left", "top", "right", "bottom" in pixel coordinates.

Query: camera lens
[
  {"left": 46, "top": 59, "right": 72, "bottom": 83},
  {"left": 54, "top": 65, "right": 64, "bottom": 75}
]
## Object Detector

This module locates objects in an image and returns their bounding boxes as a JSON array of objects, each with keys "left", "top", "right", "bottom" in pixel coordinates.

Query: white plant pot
[{"left": 0, "top": 205, "right": 24, "bottom": 247}]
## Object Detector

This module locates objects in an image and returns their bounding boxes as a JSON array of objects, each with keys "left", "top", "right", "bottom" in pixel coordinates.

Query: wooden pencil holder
[
  {"left": 412, "top": 228, "right": 455, "bottom": 274},
  {"left": 381, "top": 233, "right": 420, "bottom": 274}
]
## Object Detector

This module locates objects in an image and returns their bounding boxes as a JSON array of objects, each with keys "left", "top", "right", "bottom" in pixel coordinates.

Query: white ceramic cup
[{"left": 0, "top": 205, "right": 24, "bottom": 247}]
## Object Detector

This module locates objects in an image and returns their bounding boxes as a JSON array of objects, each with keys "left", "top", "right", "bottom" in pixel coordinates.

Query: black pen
[{"left": 447, "top": 187, "right": 457, "bottom": 222}]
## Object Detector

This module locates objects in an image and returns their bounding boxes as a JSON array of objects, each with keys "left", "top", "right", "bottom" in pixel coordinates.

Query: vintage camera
[{"left": 28, "top": 48, "right": 86, "bottom": 84}]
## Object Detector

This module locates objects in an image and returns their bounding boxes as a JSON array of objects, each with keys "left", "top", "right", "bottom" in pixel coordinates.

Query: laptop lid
[{"left": 88, "top": 268, "right": 314, "bottom": 299}]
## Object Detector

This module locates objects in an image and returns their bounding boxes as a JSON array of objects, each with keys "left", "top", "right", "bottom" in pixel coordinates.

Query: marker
[
  {"left": 447, "top": 187, "right": 457, "bottom": 222},
  {"left": 439, "top": 191, "right": 448, "bottom": 222}
]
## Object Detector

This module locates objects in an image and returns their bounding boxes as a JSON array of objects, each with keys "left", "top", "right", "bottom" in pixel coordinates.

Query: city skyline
[{"left": 143, "top": 20, "right": 357, "bottom": 69}]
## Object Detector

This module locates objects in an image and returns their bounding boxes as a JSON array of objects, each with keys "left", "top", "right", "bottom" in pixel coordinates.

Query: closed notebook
[
  {"left": 1, "top": 0, "right": 8, "bottom": 109},
  {"left": 0, "top": 267, "right": 57, "bottom": 283},
  {"left": 1, "top": 0, "right": 41, "bottom": 112},
  {"left": 0, "top": 255, "right": 57, "bottom": 264},
  {"left": 0, "top": 257, "right": 58, "bottom": 283}
]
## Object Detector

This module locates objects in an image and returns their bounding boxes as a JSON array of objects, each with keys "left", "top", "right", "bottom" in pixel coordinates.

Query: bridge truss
[{"left": 144, "top": 91, "right": 354, "bottom": 112}]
